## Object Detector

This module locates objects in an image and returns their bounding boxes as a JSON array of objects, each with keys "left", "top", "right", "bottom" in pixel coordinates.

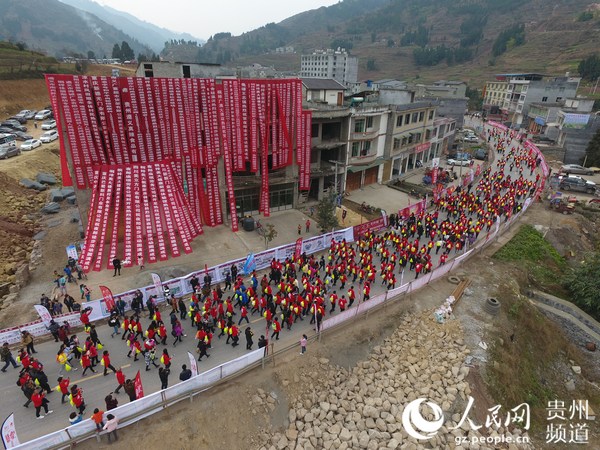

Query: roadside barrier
[{"left": 8, "top": 123, "right": 546, "bottom": 449}]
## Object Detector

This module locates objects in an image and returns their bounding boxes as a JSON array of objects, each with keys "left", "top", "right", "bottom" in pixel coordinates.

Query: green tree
[
  {"left": 87, "top": 50, "right": 95, "bottom": 60},
  {"left": 120, "top": 41, "right": 135, "bottom": 61},
  {"left": 578, "top": 54, "right": 600, "bottom": 81},
  {"left": 111, "top": 43, "right": 121, "bottom": 60},
  {"left": 563, "top": 252, "right": 600, "bottom": 319},
  {"left": 366, "top": 59, "right": 377, "bottom": 70},
  {"left": 262, "top": 223, "right": 278, "bottom": 249},
  {"left": 316, "top": 190, "right": 339, "bottom": 232},
  {"left": 583, "top": 127, "right": 600, "bottom": 167}
]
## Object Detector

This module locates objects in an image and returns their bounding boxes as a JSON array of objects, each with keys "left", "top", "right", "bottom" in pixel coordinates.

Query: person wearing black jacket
[
  {"left": 179, "top": 364, "right": 192, "bottom": 381},
  {"left": 158, "top": 367, "right": 170, "bottom": 389}
]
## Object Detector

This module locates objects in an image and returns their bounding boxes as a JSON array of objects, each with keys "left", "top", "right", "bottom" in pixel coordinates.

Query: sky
[{"left": 93, "top": 0, "right": 341, "bottom": 40}]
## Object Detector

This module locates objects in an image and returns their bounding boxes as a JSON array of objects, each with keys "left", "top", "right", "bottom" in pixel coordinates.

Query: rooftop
[
  {"left": 394, "top": 100, "right": 439, "bottom": 112},
  {"left": 301, "top": 78, "right": 346, "bottom": 90}
]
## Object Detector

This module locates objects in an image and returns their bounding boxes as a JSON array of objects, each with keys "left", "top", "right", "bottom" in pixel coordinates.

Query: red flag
[
  {"left": 99, "top": 285, "right": 115, "bottom": 312},
  {"left": 134, "top": 370, "right": 144, "bottom": 399},
  {"left": 294, "top": 237, "right": 303, "bottom": 258}
]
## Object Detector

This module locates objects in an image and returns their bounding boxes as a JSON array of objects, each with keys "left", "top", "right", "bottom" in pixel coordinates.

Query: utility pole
[{"left": 327, "top": 160, "right": 345, "bottom": 195}]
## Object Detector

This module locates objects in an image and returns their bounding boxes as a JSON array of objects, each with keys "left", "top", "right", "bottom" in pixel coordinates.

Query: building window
[
  {"left": 361, "top": 141, "right": 371, "bottom": 156},
  {"left": 351, "top": 141, "right": 372, "bottom": 157},
  {"left": 393, "top": 138, "right": 401, "bottom": 150},
  {"left": 366, "top": 116, "right": 374, "bottom": 129},
  {"left": 408, "top": 134, "right": 414, "bottom": 144},
  {"left": 354, "top": 119, "right": 365, "bottom": 133},
  {"left": 396, "top": 114, "right": 403, "bottom": 127},
  {"left": 428, "top": 110, "right": 434, "bottom": 120},
  {"left": 405, "top": 114, "right": 410, "bottom": 125},
  {"left": 425, "top": 130, "right": 431, "bottom": 140},
  {"left": 556, "top": 97, "right": 562, "bottom": 102},
  {"left": 311, "top": 124, "right": 319, "bottom": 138},
  {"left": 351, "top": 142, "right": 360, "bottom": 157},
  {"left": 182, "top": 65, "right": 191, "bottom": 78},
  {"left": 542, "top": 97, "right": 548, "bottom": 102},
  {"left": 414, "top": 132, "right": 422, "bottom": 142},
  {"left": 412, "top": 112, "right": 419, "bottom": 122},
  {"left": 418, "top": 111, "right": 424, "bottom": 122}
]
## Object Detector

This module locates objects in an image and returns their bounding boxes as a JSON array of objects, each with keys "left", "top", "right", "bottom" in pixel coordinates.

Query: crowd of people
[{"left": 2, "top": 124, "right": 543, "bottom": 442}]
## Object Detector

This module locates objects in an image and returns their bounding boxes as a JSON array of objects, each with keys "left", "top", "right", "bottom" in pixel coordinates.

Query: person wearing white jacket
[{"left": 103, "top": 414, "right": 119, "bottom": 443}]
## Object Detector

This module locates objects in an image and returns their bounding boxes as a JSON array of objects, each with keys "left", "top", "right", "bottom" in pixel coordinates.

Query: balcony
[
  {"left": 348, "top": 152, "right": 379, "bottom": 165},
  {"left": 350, "top": 129, "right": 379, "bottom": 140}
]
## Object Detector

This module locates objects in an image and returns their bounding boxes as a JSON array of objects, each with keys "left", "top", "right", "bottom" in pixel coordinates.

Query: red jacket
[
  {"left": 59, "top": 378, "right": 70, "bottom": 394},
  {"left": 116, "top": 370, "right": 125, "bottom": 385},
  {"left": 32, "top": 392, "right": 45, "bottom": 408}
]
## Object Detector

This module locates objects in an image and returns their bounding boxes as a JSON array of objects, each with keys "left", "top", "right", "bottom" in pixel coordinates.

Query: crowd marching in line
[{"left": 1, "top": 125, "right": 543, "bottom": 442}]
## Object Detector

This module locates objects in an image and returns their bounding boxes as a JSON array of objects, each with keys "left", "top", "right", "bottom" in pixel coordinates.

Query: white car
[
  {"left": 40, "top": 130, "right": 59, "bottom": 143},
  {"left": 464, "top": 135, "right": 479, "bottom": 143},
  {"left": 41, "top": 120, "right": 57, "bottom": 130},
  {"left": 20, "top": 139, "right": 42, "bottom": 151},
  {"left": 447, "top": 158, "right": 472, "bottom": 167},
  {"left": 42, "top": 119, "right": 56, "bottom": 130},
  {"left": 34, "top": 110, "right": 52, "bottom": 120}
]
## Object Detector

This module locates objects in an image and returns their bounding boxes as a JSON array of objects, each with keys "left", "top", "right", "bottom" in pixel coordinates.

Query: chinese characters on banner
[
  {"left": 294, "top": 237, "right": 303, "bottom": 258},
  {"left": 45, "top": 76, "right": 311, "bottom": 271},
  {"left": 187, "top": 351, "right": 198, "bottom": 377},
  {"left": 33, "top": 305, "right": 52, "bottom": 327},
  {"left": 99, "top": 285, "right": 116, "bottom": 313},
  {"left": 1, "top": 413, "right": 19, "bottom": 449}
]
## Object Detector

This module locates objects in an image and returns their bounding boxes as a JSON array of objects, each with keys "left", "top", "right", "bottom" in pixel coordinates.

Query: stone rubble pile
[{"left": 256, "top": 310, "right": 531, "bottom": 450}]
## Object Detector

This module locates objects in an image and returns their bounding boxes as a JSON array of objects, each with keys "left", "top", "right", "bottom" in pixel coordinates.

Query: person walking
[
  {"left": 101, "top": 351, "right": 117, "bottom": 376},
  {"left": 103, "top": 414, "right": 119, "bottom": 443},
  {"left": 108, "top": 314, "right": 121, "bottom": 338},
  {"left": 297, "top": 224, "right": 302, "bottom": 235},
  {"left": 161, "top": 348, "right": 172, "bottom": 368},
  {"left": 31, "top": 387, "right": 52, "bottom": 419},
  {"left": 271, "top": 317, "right": 281, "bottom": 341},
  {"left": 57, "top": 376, "right": 70, "bottom": 404},
  {"left": 70, "top": 385, "right": 86, "bottom": 415},
  {"left": 114, "top": 368, "right": 125, "bottom": 394},
  {"left": 21, "top": 331, "right": 36, "bottom": 355},
  {"left": 158, "top": 366, "right": 170, "bottom": 390},
  {"left": 1, "top": 342, "right": 20, "bottom": 372},
  {"left": 123, "top": 379, "right": 136, "bottom": 402},
  {"left": 300, "top": 334, "right": 308, "bottom": 355},
  {"left": 305, "top": 219, "right": 311, "bottom": 233}
]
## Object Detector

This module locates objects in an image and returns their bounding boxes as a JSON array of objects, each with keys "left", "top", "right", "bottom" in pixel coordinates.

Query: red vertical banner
[
  {"left": 139, "top": 165, "right": 155, "bottom": 264},
  {"left": 134, "top": 371, "right": 144, "bottom": 399},
  {"left": 123, "top": 167, "right": 134, "bottom": 265},
  {"left": 431, "top": 167, "right": 438, "bottom": 185},
  {"left": 99, "top": 285, "right": 115, "bottom": 312},
  {"left": 131, "top": 166, "right": 144, "bottom": 266},
  {"left": 93, "top": 168, "right": 113, "bottom": 271},
  {"left": 136, "top": 78, "right": 155, "bottom": 162},
  {"left": 299, "top": 111, "right": 312, "bottom": 190},
  {"left": 108, "top": 167, "right": 124, "bottom": 265},
  {"left": 249, "top": 82, "right": 259, "bottom": 173},
  {"left": 259, "top": 84, "right": 270, "bottom": 216},
  {"left": 155, "top": 164, "right": 181, "bottom": 257},
  {"left": 294, "top": 237, "right": 303, "bottom": 258},
  {"left": 146, "top": 165, "right": 166, "bottom": 261},
  {"left": 78, "top": 170, "right": 100, "bottom": 272},
  {"left": 45, "top": 75, "right": 74, "bottom": 187}
]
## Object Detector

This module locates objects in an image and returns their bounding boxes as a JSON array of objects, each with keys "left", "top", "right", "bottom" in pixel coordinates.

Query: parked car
[
  {"left": 560, "top": 164, "right": 594, "bottom": 176},
  {"left": 473, "top": 148, "right": 488, "bottom": 160},
  {"left": 15, "top": 110, "right": 37, "bottom": 120},
  {"left": 8, "top": 116, "right": 27, "bottom": 124},
  {"left": 447, "top": 158, "right": 473, "bottom": 167},
  {"left": 41, "top": 119, "right": 56, "bottom": 130},
  {"left": 558, "top": 175, "right": 597, "bottom": 194},
  {"left": 0, "top": 126, "right": 14, "bottom": 134},
  {"left": 0, "top": 121, "right": 27, "bottom": 132},
  {"left": 20, "top": 139, "right": 42, "bottom": 151},
  {"left": 0, "top": 146, "right": 20, "bottom": 159},
  {"left": 446, "top": 151, "right": 471, "bottom": 161},
  {"left": 34, "top": 110, "right": 52, "bottom": 120},
  {"left": 40, "top": 130, "right": 59, "bottom": 143},
  {"left": 12, "top": 131, "right": 33, "bottom": 141},
  {"left": 464, "top": 135, "right": 479, "bottom": 143}
]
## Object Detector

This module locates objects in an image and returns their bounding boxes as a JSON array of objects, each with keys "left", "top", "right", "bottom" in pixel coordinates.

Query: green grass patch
[{"left": 493, "top": 225, "right": 566, "bottom": 291}]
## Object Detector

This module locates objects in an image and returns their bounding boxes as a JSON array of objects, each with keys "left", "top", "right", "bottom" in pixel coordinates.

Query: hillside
[
  {"left": 0, "top": 0, "right": 152, "bottom": 59},
  {"left": 185, "top": 0, "right": 600, "bottom": 86},
  {"left": 58, "top": 0, "right": 204, "bottom": 53}
]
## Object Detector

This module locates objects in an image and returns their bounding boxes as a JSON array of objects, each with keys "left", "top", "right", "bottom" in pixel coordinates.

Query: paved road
[{"left": 0, "top": 120, "right": 538, "bottom": 443}]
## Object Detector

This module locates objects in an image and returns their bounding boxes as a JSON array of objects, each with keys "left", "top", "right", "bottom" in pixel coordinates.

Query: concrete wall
[
  {"left": 563, "top": 115, "right": 600, "bottom": 164},
  {"left": 378, "top": 89, "right": 413, "bottom": 106}
]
